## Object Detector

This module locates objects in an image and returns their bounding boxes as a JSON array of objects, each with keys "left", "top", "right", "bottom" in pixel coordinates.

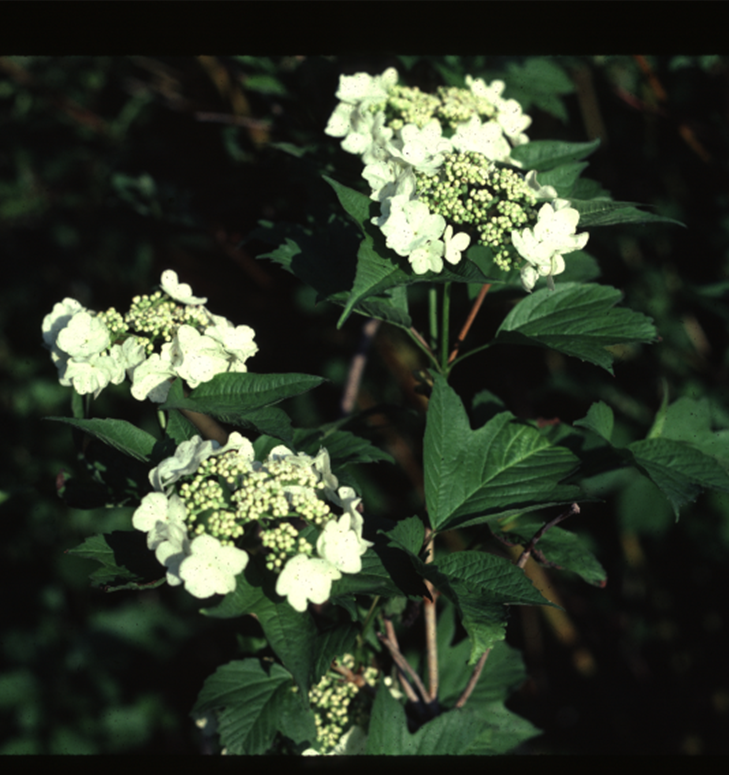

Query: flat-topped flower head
[{"left": 324, "top": 68, "right": 541, "bottom": 278}]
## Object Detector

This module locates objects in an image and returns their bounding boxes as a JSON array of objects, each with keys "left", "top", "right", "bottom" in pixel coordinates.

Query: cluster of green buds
[
  {"left": 383, "top": 79, "right": 515, "bottom": 135},
  {"left": 307, "top": 654, "right": 379, "bottom": 754},
  {"left": 415, "top": 151, "right": 539, "bottom": 271},
  {"left": 123, "top": 288, "right": 214, "bottom": 347}
]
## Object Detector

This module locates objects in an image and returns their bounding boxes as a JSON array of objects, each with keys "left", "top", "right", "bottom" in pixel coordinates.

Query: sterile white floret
[
  {"left": 178, "top": 533, "right": 249, "bottom": 598},
  {"left": 275, "top": 553, "right": 341, "bottom": 612},
  {"left": 160, "top": 269, "right": 208, "bottom": 305}
]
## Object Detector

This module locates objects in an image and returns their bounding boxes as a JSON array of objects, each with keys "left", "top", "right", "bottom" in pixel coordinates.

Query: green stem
[
  {"left": 360, "top": 595, "right": 381, "bottom": 641},
  {"left": 447, "top": 341, "right": 494, "bottom": 371},
  {"left": 428, "top": 285, "right": 438, "bottom": 352},
  {"left": 404, "top": 327, "right": 442, "bottom": 373},
  {"left": 157, "top": 407, "right": 168, "bottom": 432},
  {"left": 440, "top": 283, "right": 451, "bottom": 372}
]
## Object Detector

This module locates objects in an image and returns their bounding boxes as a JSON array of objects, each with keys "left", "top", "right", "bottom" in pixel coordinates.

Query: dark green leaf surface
[
  {"left": 365, "top": 677, "right": 484, "bottom": 755},
  {"left": 424, "top": 376, "right": 582, "bottom": 531},
  {"left": 160, "top": 372, "right": 326, "bottom": 427},
  {"left": 627, "top": 437, "right": 729, "bottom": 518},
  {"left": 570, "top": 198, "right": 686, "bottom": 228},
  {"left": 68, "top": 531, "right": 165, "bottom": 591},
  {"left": 192, "top": 659, "right": 296, "bottom": 755},
  {"left": 44, "top": 416, "right": 158, "bottom": 462},
  {"left": 496, "top": 521, "right": 607, "bottom": 587},
  {"left": 495, "top": 283, "right": 658, "bottom": 374},
  {"left": 510, "top": 138, "right": 601, "bottom": 170},
  {"left": 574, "top": 400, "right": 615, "bottom": 443},
  {"left": 202, "top": 564, "right": 318, "bottom": 696}
]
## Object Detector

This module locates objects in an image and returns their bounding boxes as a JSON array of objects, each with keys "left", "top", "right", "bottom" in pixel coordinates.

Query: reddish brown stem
[
  {"left": 448, "top": 283, "right": 491, "bottom": 364},
  {"left": 454, "top": 649, "right": 491, "bottom": 709}
]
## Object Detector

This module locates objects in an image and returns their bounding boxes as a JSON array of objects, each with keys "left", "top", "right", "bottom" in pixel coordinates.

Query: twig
[
  {"left": 340, "top": 318, "right": 381, "bottom": 416},
  {"left": 178, "top": 408, "right": 228, "bottom": 446},
  {"left": 516, "top": 503, "right": 580, "bottom": 569},
  {"left": 422, "top": 526, "right": 438, "bottom": 701},
  {"left": 448, "top": 283, "right": 491, "bottom": 364},
  {"left": 382, "top": 619, "right": 421, "bottom": 706},
  {"left": 331, "top": 662, "right": 376, "bottom": 695},
  {"left": 454, "top": 649, "right": 491, "bottom": 709},
  {"left": 194, "top": 111, "right": 272, "bottom": 131},
  {"left": 376, "top": 630, "right": 431, "bottom": 707},
  {"left": 409, "top": 325, "right": 432, "bottom": 354}
]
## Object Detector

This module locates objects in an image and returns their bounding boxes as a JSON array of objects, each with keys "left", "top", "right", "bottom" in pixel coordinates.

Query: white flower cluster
[
  {"left": 325, "top": 68, "right": 588, "bottom": 291},
  {"left": 42, "top": 270, "right": 258, "bottom": 399},
  {"left": 133, "top": 431, "right": 373, "bottom": 608}
]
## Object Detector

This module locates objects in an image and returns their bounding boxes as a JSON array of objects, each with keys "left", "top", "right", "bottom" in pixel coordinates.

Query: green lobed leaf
[
  {"left": 274, "top": 688, "right": 317, "bottom": 752},
  {"left": 570, "top": 198, "right": 686, "bottom": 228},
  {"left": 192, "top": 658, "right": 297, "bottom": 755},
  {"left": 330, "top": 544, "right": 426, "bottom": 601},
  {"left": 293, "top": 425, "right": 395, "bottom": 466},
  {"left": 387, "top": 529, "right": 550, "bottom": 662},
  {"left": 435, "top": 551, "right": 556, "bottom": 607},
  {"left": 311, "top": 623, "right": 359, "bottom": 687},
  {"left": 531, "top": 161, "right": 589, "bottom": 198},
  {"left": 382, "top": 514, "right": 426, "bottom": 556},
  {"left": 43, "top": 416, "right": 158, "bottom": 462},
  {"left": 503, "top": 58, "right": 575, "bottom": 123},
  {"left": 463, "top": 701, "right": 543, "bottom": 755},
  {"left": 435, "top": 602, "right": 528, "bottom": 708},
  {"left": 456, "top": 597, "right": 510, "bottom": 665},
  {"left": 494, "top": 283, "right": 658, "bottom": 374},
  {"left": 510, "top": 138, "right": 601, "bottom": 170},
  {"left": 495, "top": 519, "right": 607, "bottom": 587},
  {"left": 251, "top": 217, "right": 414, "bottom": 331},
  {"left": 424, "top": 375, "right": 582, "bottom": 532},
  {"left": 164, "top": 410, "right": 199, "bottom": 447},
  {"left": 159, "top": 371, "right": 326, "bottom": 427},
  {"left": 202, "top": 563, "right": 318, "bottom": 697},
  {"left": 573, "top": 400, "right": 614, "bottom": 443},
  {"left": 67, "top": 531, "right": 165, "bottom": 591},
  {"left": 222, "top": 406, "right": 294, "bottom": 445},
  {"left": 323, "top": 174, "right": 372, "bottom": 237},
  {"left": 658, "top": 396, "right": 729, "bottom": 466},
  {"left": 627, "top": 437, "right": 729, "bottom": 519},
  {"left": 365, "top": 677, "right": 485, "bottom": 755}
]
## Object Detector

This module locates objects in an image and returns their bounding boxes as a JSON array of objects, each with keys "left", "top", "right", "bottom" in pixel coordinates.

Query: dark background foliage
[{"left": 2, "top": 55, "right": 728, "bottom": 754}]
